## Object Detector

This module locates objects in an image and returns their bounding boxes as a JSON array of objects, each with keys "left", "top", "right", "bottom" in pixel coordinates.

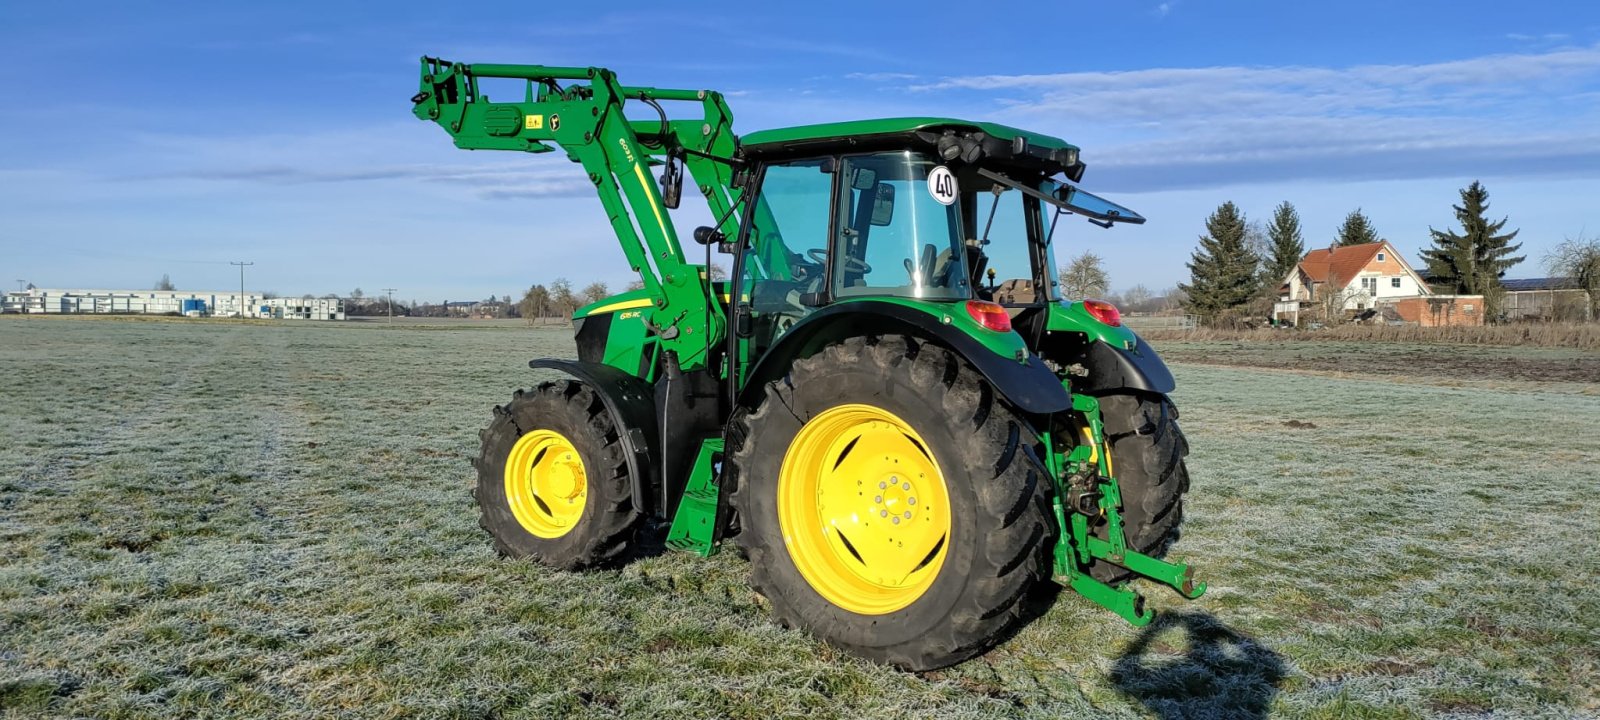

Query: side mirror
[{"left": 869, "top": 182, "right": 895, "bottom": 226}]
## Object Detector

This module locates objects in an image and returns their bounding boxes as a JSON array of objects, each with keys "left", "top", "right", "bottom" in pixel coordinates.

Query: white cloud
[
  {"left": 901, "top": 44, "right": 1600, "bottom": 191},
  {"left": 845, "top": 72, "right": 919, "bottom": 83}
]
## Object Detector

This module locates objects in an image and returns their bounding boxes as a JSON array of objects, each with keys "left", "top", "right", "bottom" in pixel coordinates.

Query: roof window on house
[
  {"left": 1391, "top": 277, "right": 1401, "bottom": 288},
  {"left": 1376, "top": 252, "right": 1386, "bottom": 262}
]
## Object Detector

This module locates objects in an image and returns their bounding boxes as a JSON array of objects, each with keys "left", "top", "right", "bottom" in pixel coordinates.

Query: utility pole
[
  {"left": 231, "top": 261, "right": 254, "bottom": 318},
  {"left": 14, "top": 279, "right": 26, "bottom": 291},
  {"left": 382, "top": 288, "right": 397, "bottom": 325}
]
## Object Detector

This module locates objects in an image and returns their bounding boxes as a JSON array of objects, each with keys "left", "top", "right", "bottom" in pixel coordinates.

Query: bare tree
[
  {"left": 519, "top": 284, "right": 550, "bottom": 324},
  {"left": 1058, "top": 251, "right": 1110, "bottom": 300},
  {"left": 1122, "top": 284, "right": 1154, "bottom": 311},
  {"left": 1318, "top": 285, "right": 1357, "bottom": 325},
  {"left": 154, "top": 274, "right": 176, "bottom": 291},
  {"left": 1545, "top": 232, "right": 1600, "bottom": 321},
  {"left": 550, "top": 278, "right": 578, "bottom": 319},
  {"left": 580, "top": 281, "right": 610, "bottom": 307}
]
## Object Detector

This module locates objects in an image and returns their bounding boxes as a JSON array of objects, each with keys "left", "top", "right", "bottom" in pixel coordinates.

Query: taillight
[
  {"left": 1081, "top": 298, "right": 1122, "bottom": 327},
  {"left": 965, "top": 300, "right": 1012, "bottom": 332}
]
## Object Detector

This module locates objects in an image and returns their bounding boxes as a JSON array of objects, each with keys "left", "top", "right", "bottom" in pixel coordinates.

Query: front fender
[
  {"left": 528, "top": 359, "right": 659, "bottom": 515},
  {"left": 738, "top": 300, "right": 1072, "bottom": 415}
]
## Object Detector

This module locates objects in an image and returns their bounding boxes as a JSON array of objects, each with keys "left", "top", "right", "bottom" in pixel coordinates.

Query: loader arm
[{"left": 412, "top": 57, "right": 748, "bottom": 371}]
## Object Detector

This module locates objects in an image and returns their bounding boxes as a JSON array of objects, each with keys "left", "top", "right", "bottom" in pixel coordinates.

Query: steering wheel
[{"left": 807, "top": 248, "right": 872, "bottom": 274}]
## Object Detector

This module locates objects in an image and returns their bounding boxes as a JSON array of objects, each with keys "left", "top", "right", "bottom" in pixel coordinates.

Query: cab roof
[{"left": 740, "top": 117, "right": 1078, "bottom": 154}]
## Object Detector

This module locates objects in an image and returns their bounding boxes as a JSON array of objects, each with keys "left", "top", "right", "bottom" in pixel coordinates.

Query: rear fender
[
  {"left": 1041, "top": 302, "right": 1175, "bottom": 395},
  {"left": 737, "top": 300, "right": 1072, "bottom": 415}
]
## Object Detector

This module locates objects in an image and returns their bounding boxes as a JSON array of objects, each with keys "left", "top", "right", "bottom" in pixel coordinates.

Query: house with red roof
[{"left": 1274, "top": 241, "right": 1483, "bottom": 326}]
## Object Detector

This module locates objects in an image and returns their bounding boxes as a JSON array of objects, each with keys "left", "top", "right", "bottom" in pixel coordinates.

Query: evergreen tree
[
  {"left": 1334, "top": 209, "right": 1380, "bottom": 247},
  {"left": 1180, "top": 201, "right": 1260, "bottom": 322},
  {"left": 1264, "top": 201, "right": 1305, "bottom": 286},
  {"left": 1419, "top": 181, "right": 1523, "bottom": 314}
]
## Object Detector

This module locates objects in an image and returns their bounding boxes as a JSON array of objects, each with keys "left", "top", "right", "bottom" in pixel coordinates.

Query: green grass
[{"left": 2, "top": 317, "right": 1597, "bottom": 719}]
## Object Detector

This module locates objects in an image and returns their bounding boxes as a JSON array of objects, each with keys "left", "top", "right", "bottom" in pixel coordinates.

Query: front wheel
[
  {"left": 472, "top": 380, "right": 637, "bottom": 569},
  {"left": 727, "top": 335, "right": 1054, "bottom": 671}
]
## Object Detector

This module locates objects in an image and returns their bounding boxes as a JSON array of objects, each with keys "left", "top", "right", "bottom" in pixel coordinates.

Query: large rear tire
[
  {"left": 727, "top": 335, "right": 1054, "bottom": 671},
  {"left": 472, "top": 380, "right": 637, "bottom": 569},
  {"left": 1089, "top": 392, "right": 1189, "bottom": 584}
]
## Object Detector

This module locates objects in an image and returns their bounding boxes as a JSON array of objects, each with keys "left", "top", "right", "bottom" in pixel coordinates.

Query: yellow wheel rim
[
  {"left": 778, "top": 404, "right": 952, "bottom": 615},
  {"left": 504, "top": 429, "right": 588, "bottom": 539}
]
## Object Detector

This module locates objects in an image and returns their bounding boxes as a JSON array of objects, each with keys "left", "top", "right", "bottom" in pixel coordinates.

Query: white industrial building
[{"left": 1, "top": 289, "right": 344, "bottom": 320}]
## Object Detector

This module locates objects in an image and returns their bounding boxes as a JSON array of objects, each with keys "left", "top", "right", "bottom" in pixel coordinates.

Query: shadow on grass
[{"left": 1110, "top": 611, "right": 1285, "bottom": 720}]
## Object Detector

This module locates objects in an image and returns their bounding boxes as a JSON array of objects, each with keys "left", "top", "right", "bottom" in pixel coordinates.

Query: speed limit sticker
[{"left": 927, "top": 165, "right": 957, "bottom": 206}]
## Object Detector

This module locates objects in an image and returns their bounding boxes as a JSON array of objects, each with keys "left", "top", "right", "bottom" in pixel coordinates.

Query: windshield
[{"left": 832, "top": 152, "right": 970, "bottom": 300}]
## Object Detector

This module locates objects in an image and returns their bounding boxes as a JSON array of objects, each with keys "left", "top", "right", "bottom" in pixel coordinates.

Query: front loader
[{"left": 413, "top": 57, "right": 1204, "bottom": 671}]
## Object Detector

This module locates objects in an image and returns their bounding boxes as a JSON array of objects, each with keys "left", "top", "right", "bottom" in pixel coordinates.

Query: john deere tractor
[{"left": 413, "top": 58, "right": 1203, "bottom": 670}]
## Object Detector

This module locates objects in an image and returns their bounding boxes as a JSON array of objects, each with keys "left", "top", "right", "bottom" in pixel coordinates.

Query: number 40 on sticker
[{"left": 927, "top": 166, "right": 957, "bottom": 206}]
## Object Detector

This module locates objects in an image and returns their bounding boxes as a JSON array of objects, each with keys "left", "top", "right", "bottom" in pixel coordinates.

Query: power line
[{"left": 231, "top": 262, "right": 254, "bottom": 318}]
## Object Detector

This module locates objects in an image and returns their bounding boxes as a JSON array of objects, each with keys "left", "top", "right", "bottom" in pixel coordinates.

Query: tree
[
  {"left": 1420, "top": 181, "right": 1523, "bottom": 318},
  {"left": 350, "top": 288, "right": 364, "bottom": 301},
  {"left": 1058, "top": 251, "right": 1110, "bottom": 300},
  {"left": 1180, "top": 202, "right": 1261, "bottom": 324},
  {"left": 624, "top": 279, "right": 646, "bottom": 292},
  {"left": 580, "top": 281, "right": 610, "bottom": 306},
  {"left": 1264, "top": 201, "right": 1305, "bottom": 288},
  {"left": 549, "top": 278, "right": 578, "bottom": 319},
  {"left": 1122, "top": 284, "right": 1155, "bottom": 311},
  {"left": 1545, "top": 232, "right": 1600, "bottom": 321},
  {"left": 1334, "top": 209, "right": 1380, "bottom": 247},
  {"left": 154, "top": 274, "right": 176, "bottom": 291},
  {"left": 519, "top": 284, "right": 550, "bottom": 324}
]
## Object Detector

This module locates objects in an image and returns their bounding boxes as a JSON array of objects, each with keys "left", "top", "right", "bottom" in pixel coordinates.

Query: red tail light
[
  {"left": 1081, "top": 299, "right": 1122, "bottom": 327},
  {"left": 965, "top": 300, "right": 1012, "bottom": 332}
]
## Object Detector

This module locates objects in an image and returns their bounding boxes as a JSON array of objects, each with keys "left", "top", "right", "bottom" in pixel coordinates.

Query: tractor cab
[{"left": 732, "top": 119, "right": 1144, "bottom": 362}]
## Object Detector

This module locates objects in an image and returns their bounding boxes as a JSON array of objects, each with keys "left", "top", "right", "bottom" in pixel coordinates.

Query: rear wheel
[
  {"left": 473, "top": 380, "right": 637, "bottom": 569},
  {"left": 728, "top": 335, "right": 1054, "bottom": 671}
]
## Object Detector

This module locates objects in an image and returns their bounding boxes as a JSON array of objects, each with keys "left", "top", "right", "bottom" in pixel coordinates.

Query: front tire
[
  {"left": 473, "top": 380, "right": 637, "bottom": 569},
  {"left": 728, "top": 336, "right": 1054, "bottom": 671}
]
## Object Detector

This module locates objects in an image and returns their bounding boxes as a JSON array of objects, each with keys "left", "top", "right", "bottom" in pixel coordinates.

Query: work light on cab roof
[{"left": 411, "top": 56, "right": 1201, "bottom": 672}]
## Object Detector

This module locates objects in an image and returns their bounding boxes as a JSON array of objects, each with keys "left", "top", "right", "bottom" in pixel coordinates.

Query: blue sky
[{"left": 2, "top": 1, "right": 1597, "bottom": 302}]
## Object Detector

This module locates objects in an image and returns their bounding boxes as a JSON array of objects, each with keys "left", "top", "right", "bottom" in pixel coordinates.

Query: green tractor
[{"left": 413, "top": 58, "right": 1203, "bottom": 670}]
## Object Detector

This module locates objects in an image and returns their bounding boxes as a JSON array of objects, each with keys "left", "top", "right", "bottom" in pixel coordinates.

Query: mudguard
[
  {"left": 738, "top": 301, "right": 1072, "bottom": 415},
  {"left": 528, "top": 358, "right": 659, "bottom": 515},
  {"left": 1036, "top": 333, "right": 1176, "bottom": 396},
  {"left": 1078, "top": 336, "right": 1176, "bottom": 395}
]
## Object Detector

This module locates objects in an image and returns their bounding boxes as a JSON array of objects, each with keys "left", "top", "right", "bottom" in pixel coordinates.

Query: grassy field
[{"left": 2, "top": 317, "right": 1597, "bottom": 719}]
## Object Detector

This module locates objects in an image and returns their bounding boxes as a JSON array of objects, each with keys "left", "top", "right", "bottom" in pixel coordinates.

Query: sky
[{"left": 1, "top": 1, "right": 1597, "bottom": 303}]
